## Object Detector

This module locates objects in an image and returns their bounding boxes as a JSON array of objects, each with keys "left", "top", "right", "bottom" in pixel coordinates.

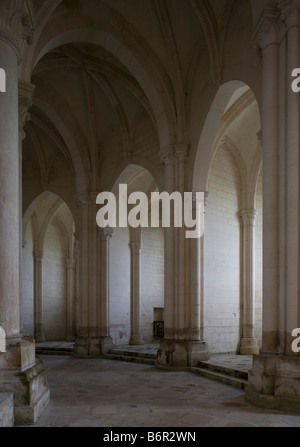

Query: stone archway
[
  {"left": 192, "top": 80, "right": 262, "bottom": 356},
  {"left": 109, "top": 164, "right": 164, "bottom": 347},
  {"left": 22, "top": 192, "right": 76, "bottom": 343}
]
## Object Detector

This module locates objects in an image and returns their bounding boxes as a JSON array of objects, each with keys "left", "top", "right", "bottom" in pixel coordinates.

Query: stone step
[
  {"left": 191, "top": 366, "right": 248, "bottom": 390},
  {"left": 36, "top": 347, "right": 73, "bottom": 356},
  {"left": 110, "top": 349, "right": 157, "bottom": 360},
  {"left": 197, "top": 360, "right": 249, "bottom": 381},
  {"left": 103, "top": 353, "right": 157, "bottom": 366}
]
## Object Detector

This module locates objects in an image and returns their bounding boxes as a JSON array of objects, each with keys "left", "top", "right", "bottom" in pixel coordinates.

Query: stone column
[
  {"left": 240, "top": 210, "right": 259, "bottom": 355},
  {"left": 19, "top": 80, "right": 35, "bottom": 335},
  {"left": 130, "top": 238, "right": 144, "bottom": 345},
  {"left": 190, "top": 191, "right": 208, "bottom": 343},
  {"left": 158, "top": 147, "right": 209, "bottom": 368},
  {"left": 284, "top": 1, "right": 300, "bottom": 355},
  {"left": 65, "top": 258, "right": 76, "bottom": 342},
  {"left": 33, "top": 250, "right": 45, "bottom": 342},
  {"left": 0, "top": 15, "right": 21, "bottom": 342},
  {"left": 74, "top": 193, "right": 99, "bottom": 356},
  {"left": 99, "top": 228, "right": 113, "bottom": 353},
  {"left": 161, "top": 149, "right": 176, "bottom": 340},
  {"left": 251, "top": 7, "right": 280, "bottom": 357},
  {"left": 74, "top": 192, "right": 109, "bottom": 357},
  {"left": 0, "top": 0, "right": 50, "bottom": 425},
  {"left": 246, "top": 1, "right": 300, "bottom": 413},
  {"left": 175, "top": 146, "right": 187, "bottom": 336}
]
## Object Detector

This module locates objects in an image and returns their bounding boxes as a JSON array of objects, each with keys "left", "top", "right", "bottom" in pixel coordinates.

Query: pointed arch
[{"left": 25, "top": 4, "right": 177, "bottom": 151}]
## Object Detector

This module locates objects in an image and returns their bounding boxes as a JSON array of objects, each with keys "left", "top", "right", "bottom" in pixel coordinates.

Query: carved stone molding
[
  {"left": 159, "top": 145, "right": 175, "bottom": 166},
  {"left": 174, "top": 143, "right": 189, "bottom": 159},
  {"left": 100, "top": 227, "right": 114, "bottom": 241},
  {"left": 252, "top": 6, "right": 279, "bottom": 50},
  {"left": 0, "top": 0, "right": 35, "bottom": 60},
  {"left": 240, "top": 209, "right": 257, "bottom": 227},
  {"left": 279, "top": 0, "right": 300, "bottom": 24},
  {"left": 19, "top": 79, "right": 35, "bottom": 139}
]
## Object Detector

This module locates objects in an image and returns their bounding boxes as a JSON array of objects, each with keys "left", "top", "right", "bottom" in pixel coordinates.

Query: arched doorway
[
  {"left": 109, "top": 164, "right": 164, "bottom": 346},
  {"left": 22, "top": 192, "right": 76, "bottom": 343}
]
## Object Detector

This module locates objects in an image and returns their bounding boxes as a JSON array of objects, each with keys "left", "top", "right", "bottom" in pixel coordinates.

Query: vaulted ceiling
[{"left": 22, "top": 0, "right": 261, "bottom": 216}]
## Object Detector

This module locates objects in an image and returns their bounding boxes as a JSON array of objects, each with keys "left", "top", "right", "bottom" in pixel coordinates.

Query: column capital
[
  {"left": 19, "top": 79, "right": 35, "bottom": 139},
  {"left": 174, "top": 143, "right": 189, "bottom": 159},
  {"left": 77, "top": 191, "right": 97, "bottom": 206},
  {"left": 252, "top": 7, "right": 279, "bottom": 50},
  {"left": 279, "top": 0, "right": 300, "bottom": 28},
  {"left": 0, "top": 0, "right": 35, "bottom": 61},
  {"left": 65, "top": 258, "right": 76, "bottom": 269},
  {"left": 100, "top": 227, "right": 114, "bottom": 241},
  {"left": 33, "top": 249, "right": 43, "bottom": 261},
  {"left": 159, "top": 145, "right": 175, "bottom": 165},
  {"left": 240, "top": 209, "right": 257, "bottom": 226}
]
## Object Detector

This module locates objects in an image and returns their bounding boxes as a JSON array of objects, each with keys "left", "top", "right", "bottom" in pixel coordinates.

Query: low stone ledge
[{"left": 0, "top": 393, "right": 14, "bottom": 427}]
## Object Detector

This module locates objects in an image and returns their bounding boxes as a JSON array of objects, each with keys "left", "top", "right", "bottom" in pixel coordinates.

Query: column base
[
  {"left": 0, "top": 339, "right": 50, "bottom": 425},
  {"left": 100, "top": 336, "right": 114, "bottom": 354},
  {"left": 73, "top": 335, "right": 101, "bottom": 357},
  {"left": 240, "top": 337, "right": 259, "bottom": 355},
  {"left": 246, "top": 353, "right": 300, "bottom": 413},
  {"left": 157, "top": 339, "right": 210, "bottom": 368},
  {"left": 74, "top": 335, "right": 114, "bottom": 357},
  {"left": 130, "top": 334, "right": 144, "bottom": 346}
]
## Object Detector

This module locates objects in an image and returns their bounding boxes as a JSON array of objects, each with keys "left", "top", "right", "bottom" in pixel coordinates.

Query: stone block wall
[
  {"left": 110, "top": 226, "right": 164, "bottom": 345},
  {"left": 43, "top": 222, "right": 67, "bottom": 340},
  {"left": 205, "top": 145, "right": 243, "bottom": 353},
  {"left": 141, "top": 227, "right": 164, "bottom": 341},
  {"left": 110, "top": 227, "right": 131, "bottom": 344}
]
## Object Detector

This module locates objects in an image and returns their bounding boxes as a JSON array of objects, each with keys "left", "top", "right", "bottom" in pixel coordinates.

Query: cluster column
[
  {"left": 246, "top": 1, "right": 300, "bottom": 412},
  {"left": 74, "top": 193, "right": 113, "bottom": 356},
  {"left": 0, "top": 0, "right": 50, "bottom": 424},
  {"left": 157, "top": 146, "right": 209, "bottom": 368},
  {"left": 0, "top": 19, "right": 21, "bottom": 342},
  {"left": 19, "top": 80, "right": 35, "bottom": 335}
]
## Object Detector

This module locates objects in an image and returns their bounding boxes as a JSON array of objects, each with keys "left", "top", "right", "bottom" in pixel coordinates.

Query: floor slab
[{"left": 25, "top": 355, "right": 300, "bottom": 427}]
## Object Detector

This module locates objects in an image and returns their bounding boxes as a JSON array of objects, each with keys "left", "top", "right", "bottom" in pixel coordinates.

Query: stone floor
[
  {"left": 202, "top": 353, "right": 253, "bottom": 373},
  {"left": 27, "top": 354, "right": 300, "bottom": 427}
]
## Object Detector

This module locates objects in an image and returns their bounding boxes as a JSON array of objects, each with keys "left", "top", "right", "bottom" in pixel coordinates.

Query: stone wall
[
  {"left": 110, "top": 226, "right": 164, "bottom": 345},
  {"left": 205, "top": 145, "right": 242, "bottom": 353},
  {"left": 110, "top": 227, "right": 131, "bottom": 345},
  {"left": 43, "top": 222, "right": 67, "bottom": 341},
  {"left": 141, "top": 227, "right": 164, "bottom": 341},
  {"left": 22, "top": 215, "right": 68, "bottom": 341}
]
